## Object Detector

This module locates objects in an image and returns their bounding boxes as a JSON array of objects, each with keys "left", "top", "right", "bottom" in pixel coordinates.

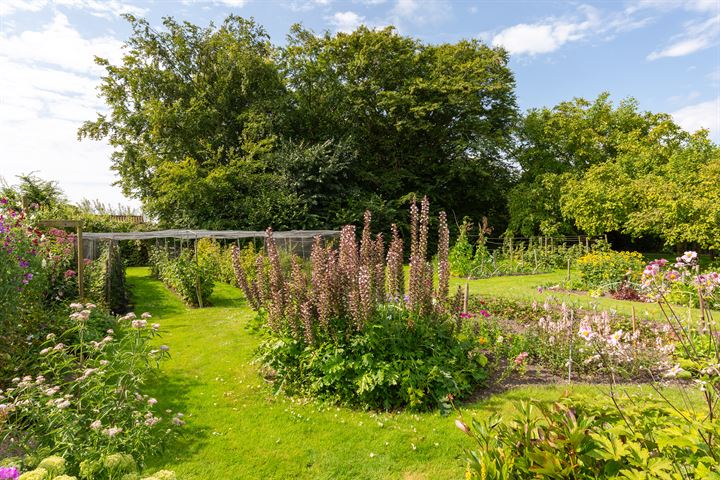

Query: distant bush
[{"left": 574, "top": 250, "right": 645, "bottom": 291}]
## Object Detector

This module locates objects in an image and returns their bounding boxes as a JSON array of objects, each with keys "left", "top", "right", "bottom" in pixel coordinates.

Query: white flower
[
  {"left": 90, "top": 420, "right": 102, "bottom": 430},
  {"left": 578, "top": 324, "right": 594, "bottom": 342},
  {"left": 148, "top": 398, "right": 158, "bottom": 405},
  {"left": 85, "top": 303, "right": 97, "bottom": 309},
  {"left": 496, "top": 336, "right": 504, "bottom": 345},
  {"left": 681, "top": 251, "right": 698, "bottom": 263},
  {"left": 607, "top": 330, "right": 623, "bottom": 347},
  {"left": 152, "top": 323, "right": 160, "bottom": 331},
  {"left": 57, "top": 399, "right": 71, "bottom": 409},
  {"left": 455, "top": 419, "right": 470, "bottom": 434},
  {"left": 103, "top": 426, "right": 122, "bottom": 437},
  {"left": 160, "top": 345, "right": 170, "bottom": 352},
  {"left": 69, "top": 303, "right": 83, "bottom": 310},
  {"left": 131, "top": 319, "right": 147, "bottom": 329},
  {"left": 664, "top": 365, "right": 683, "bottom": 378},
  {"left": 141, "top": 312, "right": 152, "bottom": 319}
]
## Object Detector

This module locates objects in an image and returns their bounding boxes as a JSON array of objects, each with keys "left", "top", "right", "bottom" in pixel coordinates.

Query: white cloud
[
  {"left": 0, "top": 0, "right": 45, "bottom": 16},
  {"left": 647, "top": 14, "right": 720, "bottom": 60},
  {"left": 0, "top": 14, "right": 137, "bottom": 206},
  {"left": 0, "top": 13, "right": 124, "bottom": 74},
  {"left": 631, "top": 0, "right": 719, "bottom": 14},
  {"left": 671, "top": 98, "right": 720, "bottom": 138},
  {"left": 490, "top": 6, "right": 600, "bottom": 55},
  {"left": 326, "top": 10, "right": 365, "bottom": 33},
  {"left": 207, "top": 0, "right": 249, "bottom": 7},
  {"left": 53, "top": 0, "right": 146, "bottom": 18},
  {"left": 388, "top": 0, "right": 451, "bottom": 28},
  {"left": 0, "top": 0, "right": 146, "bottom": 18}
]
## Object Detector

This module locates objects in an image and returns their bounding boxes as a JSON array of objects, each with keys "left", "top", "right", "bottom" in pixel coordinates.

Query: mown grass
[
  {"left": 449, "top": 269, "right": 711, "bottom": 320},
  {"left": 128, "top": 267, "right": 699, "bottom": 479}
]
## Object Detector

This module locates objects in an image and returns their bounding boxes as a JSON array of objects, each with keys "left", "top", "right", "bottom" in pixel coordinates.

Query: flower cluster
[
  {"left": 640, "top": 251, "right": 719, "bottom": 306},
  {"left": 0, "top": 306, "right": 179, "bottom": 468},
  {"left": 234, "top": 197, "right": 451, "bottom": 343}
]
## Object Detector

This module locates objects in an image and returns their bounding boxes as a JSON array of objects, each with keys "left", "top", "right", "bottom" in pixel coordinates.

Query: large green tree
[
  {"left": 280, "top": 25, "right": 518, "bottom": 227},
  {"left": 81, "top": 16, "right": 518, "bottom": 230},
  {"left": 79, "top": 15, "right": 293, "bottom": 228},
  {"left": 507, "top": 94, "right": 686, "bottom": 236},
  {"left": 561, "top": 131, "right": 720, "bottom": 249}
]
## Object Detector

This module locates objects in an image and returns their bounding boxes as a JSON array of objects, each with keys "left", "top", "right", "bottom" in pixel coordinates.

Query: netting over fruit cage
[{"left": 81, "top": 229, "right": 341, "bottom": 260}]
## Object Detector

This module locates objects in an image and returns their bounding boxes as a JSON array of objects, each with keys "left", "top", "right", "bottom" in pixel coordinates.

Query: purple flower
[
  {"left": 0, "top": 198, "right": 7, "bottom": 205},
  {"left": 0, "top": 466, "right": 19, "bottom": 480},
  {"left": 479, "top": 310, "right": 490, "bottom": 318}
]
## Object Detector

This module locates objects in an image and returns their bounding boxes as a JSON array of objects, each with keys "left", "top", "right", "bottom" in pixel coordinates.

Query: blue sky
[{"left": 1, "top": 0, "right": 718, "bottom": 208}]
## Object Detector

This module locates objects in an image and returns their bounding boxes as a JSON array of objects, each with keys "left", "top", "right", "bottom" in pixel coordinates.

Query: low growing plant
[{"left": 0, "top": 305, "right": 182, "bottom": 474}]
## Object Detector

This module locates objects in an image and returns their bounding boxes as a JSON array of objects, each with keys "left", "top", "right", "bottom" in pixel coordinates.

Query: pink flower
[
  {"left": 513, "top": 352, "right": 529, "bottom": 365},
  {"left": 455, "top": 419, "right": 470, "bottom": 434}
]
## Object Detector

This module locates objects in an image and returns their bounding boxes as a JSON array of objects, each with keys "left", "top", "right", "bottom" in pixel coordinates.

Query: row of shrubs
[
  {"left": 449, "top": 221, "right": 593, "bottom": 278},
  {"left": 148, "top": 247, "right": 215, "bottom": 307}
]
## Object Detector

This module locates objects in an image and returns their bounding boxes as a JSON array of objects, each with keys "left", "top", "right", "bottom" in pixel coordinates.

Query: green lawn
[
  {"left": 450, "top": 269, "right": 708, "bottom": 320},
  {"left": 128, "top": 267, "right": 694, "bottom": 479}
]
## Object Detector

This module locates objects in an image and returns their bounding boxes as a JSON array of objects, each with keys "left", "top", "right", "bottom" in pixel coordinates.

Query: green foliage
[
  {"left": 148, "top": 247, "right": 214, "bottom": 306},
  {"left": 508, "top": 93, "right": 712, "bottom": 242},
  {"left": 0, "top": 305, "right": 181, "bottom": 475},
  {"left": 258, "top": 304, "right": 488, "bottom": 411},
  {"left": 80, "top": 16, "right": 518, "bottom": 231},
  {"left": 459, "top": 396, "right": 720, "bottom": 479},
  {"left": 560, "top": 119, "right": 720, "bottom": 249},
  {"left": 1, "top": 454, "right": 176, "bottom": 480},
  {"left": 448, "top": 222, "right": 474, "bottom": 277},
  {"left": 574, "top": 250, "right": 645, "bottom": 291},
  {"left": 0, "top": 173, "right": 66, "bottom": 211}
]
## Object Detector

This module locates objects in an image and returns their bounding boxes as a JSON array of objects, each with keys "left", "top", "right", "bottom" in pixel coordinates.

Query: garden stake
[{"left": 566, "top": 257, "right": 571, "bottom": 282}]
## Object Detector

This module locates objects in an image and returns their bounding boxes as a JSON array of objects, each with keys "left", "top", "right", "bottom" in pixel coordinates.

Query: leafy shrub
[
  {"left": 149, "top": 246, "right": 214, "bottom": 306},
  {"left": 0, "top": 305, "right": 182, "bottom": 472},
  {"left": 195, "top": 238, "right": 260, "bottom": 287},
  {"left": 449, "top": 221, "right": 474, "bottom": 277},
  {"left": 237, "top": 198, "right": 488, "bottom": 410},
  {"left": 458, "top": 396, "right": 719, "bottom": 479},
  {"left": 259, "top": 304, "right": 488, "bottom": 410},
  {"left": 575, "top": 250, "right": 645, "bottom": 291},
  {"left": 84, "top": 242, "right": 129, "bottom": 314}
]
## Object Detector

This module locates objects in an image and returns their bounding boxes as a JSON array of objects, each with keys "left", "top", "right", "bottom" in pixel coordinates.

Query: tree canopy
[
  {"left": 506, "top": 93, "right": 717, "bottom": 243},
  {"left": 80, "top": 15, "right": 518, "bottom": 231}
]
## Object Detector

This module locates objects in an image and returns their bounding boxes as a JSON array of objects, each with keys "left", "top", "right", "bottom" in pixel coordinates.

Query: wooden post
[
  {"left": 566, "top": 257, "right": 571, "bottom": 282},
  {"left": 194, "top": 237, "right": 203, "bottom": 308},
  {"left": 77, "top": 224, "right": 84, "bottom": 300},
  {"left": 463, "top": 282, "right": 469, "bottom": 314}
]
